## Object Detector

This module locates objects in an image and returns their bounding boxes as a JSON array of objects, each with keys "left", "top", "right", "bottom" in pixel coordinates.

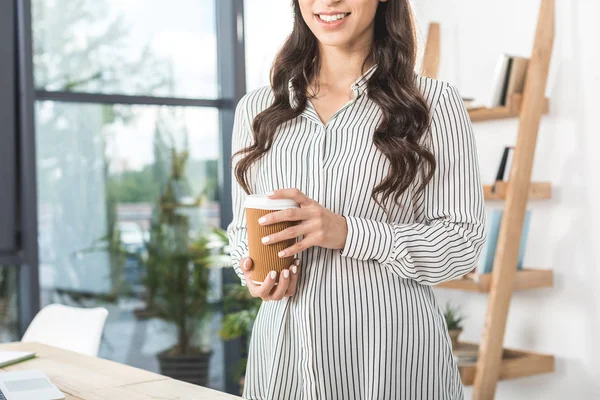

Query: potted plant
[
  {"left": 219, "top": 284, "right": 262, "bottom": 394},
  {"left": 150, "top": 147, "right": 229, "bottom": 386},
  {"left": 443, "top": 301, "right": 466, "bottom": 350},
  {"left": 154, "top": 226, "right": 227, "bottom": 386}
]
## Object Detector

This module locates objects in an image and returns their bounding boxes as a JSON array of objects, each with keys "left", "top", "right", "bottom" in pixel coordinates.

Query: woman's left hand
[{"left": 259, "top": 188, "right": 348, "bottom": 258}]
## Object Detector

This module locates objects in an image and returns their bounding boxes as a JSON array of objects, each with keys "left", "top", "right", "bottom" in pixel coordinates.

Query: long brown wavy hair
[{"left": 234, "top": 0, "right": 435, "bottom": 212}]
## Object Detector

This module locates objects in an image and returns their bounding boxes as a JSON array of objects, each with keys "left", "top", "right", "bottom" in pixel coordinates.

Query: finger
[
  {"left": 267, "top": 188, "right": 313, "bottom": 206},
  {"left": 285, "top": 259, "right": 301, "bottom": 297},
  {"left": 255, "top": 270, "right": 278, "bottom": 300},
  {"left": 240, "top": 257, "right": 253, "bottom": 272},
  {"left": 261, "top": 221, "right": 309, "bottom": 246},
  {"left": 258, "top": 208, "right": 309, "bottom": 227},
  {"left": 266, "top": 269, "right": 291, "bottom": 301},
  {"left": 277, "top": 236, "right": 314, "bottom": 259},
  {"left": 240, "top": 258, "right": 261, "bottom": 295}
]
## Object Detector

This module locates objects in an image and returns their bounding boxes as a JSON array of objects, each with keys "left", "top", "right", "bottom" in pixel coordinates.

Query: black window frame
[{"left": 0, "top": 0, "right": 18, "bottom": 257}]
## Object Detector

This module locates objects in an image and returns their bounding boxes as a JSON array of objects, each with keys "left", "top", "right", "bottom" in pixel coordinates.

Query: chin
[{"left": 313, "top": 31, "right": 354, "bottom": 47}]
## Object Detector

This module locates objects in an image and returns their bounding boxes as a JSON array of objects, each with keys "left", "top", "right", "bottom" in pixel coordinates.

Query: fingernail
[
  {"left": 258, "top": 217, "right": 267, "bottom": 224},
  {"left": 278, "top": 251, "right": 285, "bottom": 257},
  {"left": 266, "top": 191, "right": 274, "bottom": 197},
  {"left": 292, "top": 265, "right": 297, "bottom": 274},
  {"left": 283, "top": 270, "right": 290, "bottom": 278},
  {"left": 270, "top": 271, "right": 277, "bottom": 279},
  {"left": 262, "top": 236, "right": 270, "bottom": 244},
  {"left": 294, "top": 259, "right": 300, "bottom": 266},
  {"left": 243, "top": 259, "right": 250, "bottom": 269}
]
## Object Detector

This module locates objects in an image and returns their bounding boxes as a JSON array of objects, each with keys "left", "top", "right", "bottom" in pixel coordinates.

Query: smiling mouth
[{"left": 316, "top": 13, "right": 351, "bottom": 23}]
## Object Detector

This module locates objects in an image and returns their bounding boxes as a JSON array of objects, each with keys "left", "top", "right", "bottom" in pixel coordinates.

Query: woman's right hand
[{"left": 240, "top": 257, "right": 300, "bottom": 301}]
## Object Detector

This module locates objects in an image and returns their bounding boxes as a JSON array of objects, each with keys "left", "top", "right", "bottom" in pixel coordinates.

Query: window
[
  {"left": 36, "top": 102, "right": 220, "bottom": 295},
  {"left": 33, "top": 0, "right": 218, "bottom": 98},
  {"left": 26, "top": 0, "right": 245, "bottom": 392}
]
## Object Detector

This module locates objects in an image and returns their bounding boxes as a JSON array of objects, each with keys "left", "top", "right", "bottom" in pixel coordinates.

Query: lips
[{"left": 314, "top": 12, "right": 351, "bottom": 30}]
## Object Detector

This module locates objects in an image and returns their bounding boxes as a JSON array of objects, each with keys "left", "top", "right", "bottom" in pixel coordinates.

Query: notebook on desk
[
  {"left": 0, "top": 352, "right": 36, "bottom": 369},
  {"left": 0, "top": 370, "right": 64, "bottom": 400}
]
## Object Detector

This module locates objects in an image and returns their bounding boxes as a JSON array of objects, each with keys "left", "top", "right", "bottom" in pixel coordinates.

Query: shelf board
[
  {"left": 483, "top": 181, "right": 552, "bottom": 201},
  {"left": 437, "top": 269, "right": 553, "bottom": 292},
  {"left": 455, "top": 342, "right": 555, "bottom": 385},
  {"left": 468, "top": 94, "right": 550, "bottom": 122}
]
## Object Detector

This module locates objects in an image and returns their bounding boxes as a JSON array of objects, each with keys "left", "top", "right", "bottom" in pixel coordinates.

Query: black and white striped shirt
[{"left": 227, "top": 67, "right": 486, "bottom": 400}]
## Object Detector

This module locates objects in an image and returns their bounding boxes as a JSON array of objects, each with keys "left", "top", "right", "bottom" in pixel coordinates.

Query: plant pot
[
  {"left": 448, "top": 328, "right": 463, "bottom": 350},
  {"left": 157, "top": 348, "right": 212, "bottom": 386}
]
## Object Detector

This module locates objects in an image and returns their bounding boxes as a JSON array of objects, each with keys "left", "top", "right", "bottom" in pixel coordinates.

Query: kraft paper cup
[{"left": 244, "top": 194, "right": 299, "bottom": 285}]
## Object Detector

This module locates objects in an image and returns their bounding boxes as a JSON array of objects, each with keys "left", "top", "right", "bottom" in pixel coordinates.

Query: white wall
[
  {"left": 243, "top": 1, "right": 600, "bottom": 398},
  {"left": 244, "top": 0, "right": 293, "bottom": 91},
  {"left": 413, "top": 1, "right": 600, "bottom": 398}
]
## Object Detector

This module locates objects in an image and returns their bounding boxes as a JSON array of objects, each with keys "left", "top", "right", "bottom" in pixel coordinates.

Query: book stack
[
  {"left": 487, "top": 54, "right": 530, "bottom": 109},
  {"left": 453, "top": 343, "right": 479, "bottom": 366}
]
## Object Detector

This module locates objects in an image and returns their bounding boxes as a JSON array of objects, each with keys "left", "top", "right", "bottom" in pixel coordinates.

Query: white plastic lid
[{"left": 244, "top": 194, "right": 299, "bottom": 210}]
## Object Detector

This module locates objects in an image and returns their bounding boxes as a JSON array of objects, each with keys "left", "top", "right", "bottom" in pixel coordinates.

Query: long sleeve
[
  {"left": 226, "top": 96, "right": 254, "bottom": 286},
  {"left": 340, "top": 84, "right": 486, "bottom": 285}
]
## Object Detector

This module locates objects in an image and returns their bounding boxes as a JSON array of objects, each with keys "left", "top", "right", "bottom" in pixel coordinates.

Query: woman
[{"left": 227, "top": 0, "right": 486, "bottom": 399}]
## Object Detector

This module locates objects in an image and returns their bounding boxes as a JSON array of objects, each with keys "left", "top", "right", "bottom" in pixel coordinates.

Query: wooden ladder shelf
[{"left": 422, "top": 1, "right": 556, "bottom": 398}]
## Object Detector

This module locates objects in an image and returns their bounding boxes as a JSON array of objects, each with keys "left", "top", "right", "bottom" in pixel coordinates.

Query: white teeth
[{"left": 318, "top": 13, "right": 347, "bottom": 22}]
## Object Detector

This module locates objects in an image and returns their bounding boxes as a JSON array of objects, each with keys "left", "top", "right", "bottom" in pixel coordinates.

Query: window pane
[
  {"left": 0, "top": 266, "right": 19, "bottom": 342},
  {"left": 244, "top": 0, "right": 293, "bottom": 91},
  {"left": 32, "top": 0, "right": 218, "bottom": 99},
  {"left": 36, "top": 101, "right": 225, "bottom": 387}
]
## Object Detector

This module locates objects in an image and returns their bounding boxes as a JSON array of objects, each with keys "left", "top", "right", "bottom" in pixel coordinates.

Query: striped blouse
[{"left": 227, "top": 67, "right": 486, "bottom": 400}]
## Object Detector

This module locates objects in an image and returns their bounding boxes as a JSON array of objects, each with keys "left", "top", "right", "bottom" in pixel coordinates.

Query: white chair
[{"left": 22, "top": 304, "right": 109, "bottom": 357}]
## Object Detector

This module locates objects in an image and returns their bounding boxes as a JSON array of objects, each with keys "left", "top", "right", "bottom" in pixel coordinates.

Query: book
[
  {"left": 504, "top": 56, "right": 529, "bottom": 106},
  {"left": 0, "top": 351, "right": 36, "bottom": 368},
  {"left": 487, "top": 54, "right": 530, "bottom": 108},
  {"left": 499, "top": 56, "right": 513, "bottom": 107},
  {"left": 478, "top": 209, "right": 532, "bottom": 274},
  {"left": 494, "top": 146, "right": 515, "bottom": 182},
  {"left": 486, "top": 54, "right": 511, "bottom": 109}
]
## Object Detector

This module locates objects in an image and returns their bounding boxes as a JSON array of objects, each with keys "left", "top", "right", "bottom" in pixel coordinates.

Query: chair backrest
[{"left": 22, "top": 304, "right": 109, "bottom": 357}]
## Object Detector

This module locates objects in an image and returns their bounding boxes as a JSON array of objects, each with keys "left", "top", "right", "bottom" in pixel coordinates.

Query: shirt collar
[{"left": 288, "top": 64, "right": 378, "bottom": 109}]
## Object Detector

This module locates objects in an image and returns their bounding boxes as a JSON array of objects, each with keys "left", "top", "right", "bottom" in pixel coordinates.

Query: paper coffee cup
[{"left": 244, "top": 194, "right": 299, "bottom": 285}]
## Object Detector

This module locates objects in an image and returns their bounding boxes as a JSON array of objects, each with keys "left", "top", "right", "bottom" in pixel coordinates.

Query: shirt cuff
[{"left": 339, "top": 216, "right": 395, "bottom": 264}]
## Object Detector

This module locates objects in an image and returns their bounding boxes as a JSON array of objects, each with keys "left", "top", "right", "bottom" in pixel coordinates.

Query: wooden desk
[{"left": 0, "top": 342, "right": 242, "bottom": 399}]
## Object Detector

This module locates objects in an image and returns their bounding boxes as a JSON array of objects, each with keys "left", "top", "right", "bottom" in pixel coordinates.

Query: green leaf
[{"left": 443, "top": 301, "right": 466, "bottom": 330}]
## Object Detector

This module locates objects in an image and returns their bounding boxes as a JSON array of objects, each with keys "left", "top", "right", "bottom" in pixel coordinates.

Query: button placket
[{"left": 318, "top": 124, "right": 329, "bottom": 207}]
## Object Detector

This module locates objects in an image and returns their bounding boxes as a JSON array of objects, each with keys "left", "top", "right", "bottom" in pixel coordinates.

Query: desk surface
[{"left": 0, "top": 342, "right": 242, "bottom": 399}]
